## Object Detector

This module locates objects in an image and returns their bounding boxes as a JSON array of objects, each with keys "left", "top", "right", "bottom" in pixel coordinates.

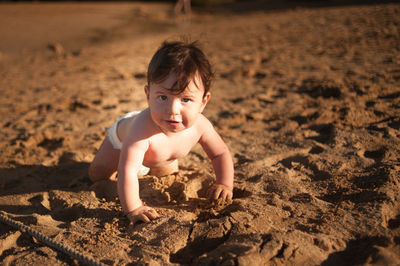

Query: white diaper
[{"left": 107, "top": 110, "right": 150, "bottom": 176}]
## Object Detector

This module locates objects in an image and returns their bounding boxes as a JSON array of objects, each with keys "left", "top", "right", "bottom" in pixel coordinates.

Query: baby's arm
[
  {"left": 199, "top": 117, "right": 234, "bottom": 201},
  {"left": 118, "top": 138, "right": 159, "bottom": 223}
]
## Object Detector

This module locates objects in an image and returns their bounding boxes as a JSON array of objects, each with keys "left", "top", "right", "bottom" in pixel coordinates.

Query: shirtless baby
[{"left": 89, "top": 41, "right": 234, "bottom": 224}]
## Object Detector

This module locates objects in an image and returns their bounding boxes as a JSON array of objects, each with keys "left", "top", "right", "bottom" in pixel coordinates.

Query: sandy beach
[{"left": 0, "top": 1, "right": 399, "bottom": 265}]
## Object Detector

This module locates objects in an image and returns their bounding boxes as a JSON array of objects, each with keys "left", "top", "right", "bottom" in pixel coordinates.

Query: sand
[{"left": 0, "top": 1, "right": 399, "bottom": 265}]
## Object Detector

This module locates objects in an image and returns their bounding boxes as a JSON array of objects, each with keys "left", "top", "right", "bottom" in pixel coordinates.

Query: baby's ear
[
  {"left": 201, "top": 92, "right": 211, "bottom": 112},
  {"left": 144, "top": 85, "right": 150, "bottom": 100}
]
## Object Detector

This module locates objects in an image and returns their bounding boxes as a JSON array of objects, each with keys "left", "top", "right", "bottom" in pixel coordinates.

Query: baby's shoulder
[
  {"left": 193, "top": 114, "right": 214, "bottom": 134},
  {"left": 124, "top": 109, "right": 155, "bottom": 138},
  {"left": 130, "top": 109, "right": 152, "bottom": 126},
  {"left": 196, "top": 114, "right": 213, "bottom": 127}
]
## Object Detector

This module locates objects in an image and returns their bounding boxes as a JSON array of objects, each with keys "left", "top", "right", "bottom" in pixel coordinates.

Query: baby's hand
[
  {"left": 207, "top": 184, "right": 233, "bottom": 202},
  {"left": 127, "top": 205, "right": 160, "bottom": 224}
]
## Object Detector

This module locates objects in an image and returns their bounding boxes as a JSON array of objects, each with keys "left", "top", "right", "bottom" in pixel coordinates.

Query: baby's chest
[{"left": 145, "top": 134, "right": 199, "bottom": 162}]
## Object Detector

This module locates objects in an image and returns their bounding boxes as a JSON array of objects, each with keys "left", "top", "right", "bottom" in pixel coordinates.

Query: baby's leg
[
  {"left": 149, "top": 160, "right": 179, "bottom": 176},
  {"left": 89, "top": 137, "right": 120, "bottom": 182}
]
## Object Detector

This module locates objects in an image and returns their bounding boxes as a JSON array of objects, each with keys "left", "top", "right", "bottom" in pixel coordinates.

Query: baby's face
[{"left": 145, "top": 72, "right": 210, "bottom": 134}]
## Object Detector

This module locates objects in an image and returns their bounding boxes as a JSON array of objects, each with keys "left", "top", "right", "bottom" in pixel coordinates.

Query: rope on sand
[{"left": 0, "top": 211, "right": 106, "bottom": 266}]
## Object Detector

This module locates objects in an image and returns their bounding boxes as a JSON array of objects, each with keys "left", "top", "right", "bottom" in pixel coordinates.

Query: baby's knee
[
  {"left": 88, "top": 163, "right": 100, "bottom": 182},
  {"left": 88, "top": 163, "right": 113, "bottom": 182}
]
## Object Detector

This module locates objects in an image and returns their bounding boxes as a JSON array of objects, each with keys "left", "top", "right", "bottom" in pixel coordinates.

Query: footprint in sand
[
  {"left": 309, "top": 145, "right": 325, "bottom": 154},
  {"left": 306, "top": 124, "right": 336, "bottom": 144},
  {"left": 28, "top": 193, "right": 51, "bottom": 213},
  {"left": 297, "top": 78, "right": 342, "bottom": 99},
  {"left": 388, "top": 214, "right": 400, "bottom": 230},
  {"left": 38, "top": 137, "right": 64, "bottom": 153},
  {"left": 247, "top": 173, "right": 263, "bottom": 183},
  {"left": 133, "top": 72, "right": 146, "bottom": 79},
  {"left": 381, "top": 204, "right": 400, "bottom": 251},
  {"left": 50, "top": 203, "right": 87, "bottom": 224},
  {"left": 290, "top": 111, "right": 320, "bottom": 126},
  {"left": 363, "top": 147, "right": 387, "bottom": 163},
  {"left": 356, "top": 146, "right": 388, "bottom": 165},
  {"left": 69, "top": 99, "right": 89, "bottom": 112},
  {"left": 33, "top": 213, "right": 63, "bottom": 229},
  {"left": 278, "top": 154, "right": 332, "bottom": 181},
  {"left": 102, "top": 105, "right": 117, "bottom": 110},
  {"left": 91, "top": 99, "right": 102, "bottom": 106},
  {"left": 37, "top": 103, "right": 52, "bottom": 115},
  {"left": 352, "top": 167, "right": 389, "bottom": 190},
  {"left": 43, "top": 191, "right": 88, "bottom": 224}
]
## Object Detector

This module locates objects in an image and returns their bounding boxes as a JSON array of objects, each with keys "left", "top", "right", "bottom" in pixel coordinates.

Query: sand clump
[{"left": 0, "top": 1, "right": 399, "bottom": 265}]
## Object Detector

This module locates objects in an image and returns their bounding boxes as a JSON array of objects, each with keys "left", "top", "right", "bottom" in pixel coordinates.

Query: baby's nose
[{"left": 168, "top": 99, "right": 181, "bottom": 114}]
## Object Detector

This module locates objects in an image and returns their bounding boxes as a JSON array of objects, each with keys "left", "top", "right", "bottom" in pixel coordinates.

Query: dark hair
[{"left": 147, "top": 41, "right": 213, "bottom": 97}]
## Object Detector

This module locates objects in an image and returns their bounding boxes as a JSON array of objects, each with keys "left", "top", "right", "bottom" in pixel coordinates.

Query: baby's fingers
[
  {"left": 145, "top": 209, "right": 160, "bottom": 220},
  {"left": 210, "top": 186, "right": 223, "bottom": 200},
  {"left": 220, "top": 189, "right": 233, "bottom": 202},
  {"left": 132, "top": 213, "right": 151, "bottom": 224},
  {"left": 128, "top": 208, "right": 160, "bottom": 224}
]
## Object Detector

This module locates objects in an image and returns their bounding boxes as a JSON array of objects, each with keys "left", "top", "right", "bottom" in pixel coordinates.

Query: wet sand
[{"left": 0, "top": 1, "right": 399, "bottom": 265}]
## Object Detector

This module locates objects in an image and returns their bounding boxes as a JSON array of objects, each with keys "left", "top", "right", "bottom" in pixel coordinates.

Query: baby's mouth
[{"left": 166, "top": 120, "right": 181, "bottom": 125}]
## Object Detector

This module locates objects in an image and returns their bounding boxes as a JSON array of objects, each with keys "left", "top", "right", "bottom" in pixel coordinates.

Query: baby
[{"left": 89, "top": 41, "right": 234, "bottom": 224}]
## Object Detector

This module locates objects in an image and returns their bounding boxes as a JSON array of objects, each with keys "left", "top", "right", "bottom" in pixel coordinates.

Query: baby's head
[{"left": 147, "top": 41, "right": 213, "bottom": 97}]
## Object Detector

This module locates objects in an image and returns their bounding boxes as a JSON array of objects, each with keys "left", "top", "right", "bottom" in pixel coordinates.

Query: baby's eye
[
  {"left": 158, "top": 95, "right": 167, "bottom": 101},
  {"left": 182, "top": 98, "right": 192, "bottom": 103}
]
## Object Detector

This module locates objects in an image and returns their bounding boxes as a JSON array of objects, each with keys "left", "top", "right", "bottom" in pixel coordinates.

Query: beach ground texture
[{"left": 0, "top": 1, "right": 399, "bottom": 265}]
